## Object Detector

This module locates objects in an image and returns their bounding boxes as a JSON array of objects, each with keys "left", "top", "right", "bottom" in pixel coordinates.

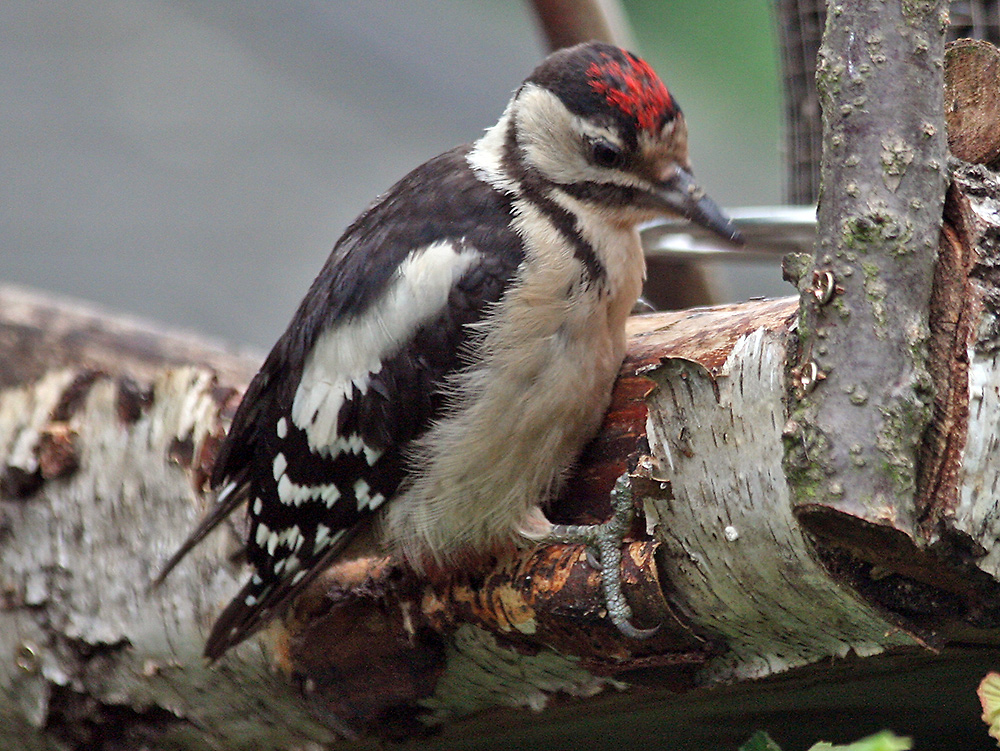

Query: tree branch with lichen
[{"left": 784, "top": 0, "right": 949, "bottom": 560}]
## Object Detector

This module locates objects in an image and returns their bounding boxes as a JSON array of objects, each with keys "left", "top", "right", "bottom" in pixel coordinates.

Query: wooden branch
[
  {"left": 5, "top": 200, "right": 1000, "bottom": 751},
  {"left": 0, "top": 283, "right": 258, "bottom": 392},
  {"left": 528, "top": 0, "right": 635, "bottom": 52},
  {"left": 785, "top": 0, "right": 949, "bottom": 555}
]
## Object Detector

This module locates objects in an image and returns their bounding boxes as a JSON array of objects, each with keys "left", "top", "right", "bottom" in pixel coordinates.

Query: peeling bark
[
  {"left": 943, "top": 164, "right": 1000, "bottom": 576},
  {"left": 0, "top": 364, "right": 342, "bottom": 750},
  {"left": 4, "top": 257, "right": 1000, "bottom": 749}
]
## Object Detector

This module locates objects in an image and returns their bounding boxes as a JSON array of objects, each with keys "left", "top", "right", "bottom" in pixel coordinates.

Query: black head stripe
[{"left": 500, "top": 117, "right": 606, "bottom": 285}]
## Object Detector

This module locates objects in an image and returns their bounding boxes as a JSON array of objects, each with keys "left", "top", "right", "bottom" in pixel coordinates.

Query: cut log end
[{"left": 945, "top": 39, "right": 1000, "bottom": 166}]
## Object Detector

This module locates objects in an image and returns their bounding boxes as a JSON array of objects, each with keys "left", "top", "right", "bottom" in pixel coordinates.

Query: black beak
[{"left": 657, "top": 167, "right": 743, "bottom": 245}]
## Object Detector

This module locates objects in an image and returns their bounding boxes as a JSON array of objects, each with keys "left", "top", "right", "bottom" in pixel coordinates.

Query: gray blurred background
[{"left": 1, "top": 0, "right": 784, "bottom": 351}]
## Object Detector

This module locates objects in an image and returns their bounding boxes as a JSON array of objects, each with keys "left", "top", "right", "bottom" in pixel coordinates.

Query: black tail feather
[
  {"left": 151, "top": 476, "right": 249, "bottom": 589},
  {"left": 202, "top": 530, "right": 359, "bottom": 661}
]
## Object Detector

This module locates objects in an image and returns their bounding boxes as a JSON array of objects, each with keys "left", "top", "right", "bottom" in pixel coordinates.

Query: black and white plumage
[{"left": 159, "top": 42, "right": 740, "bottom": 659}]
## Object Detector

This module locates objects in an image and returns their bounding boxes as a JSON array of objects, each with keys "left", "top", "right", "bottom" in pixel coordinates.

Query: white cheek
[{"left": 513, "top": 85, "right": 650, "bottom": 192}]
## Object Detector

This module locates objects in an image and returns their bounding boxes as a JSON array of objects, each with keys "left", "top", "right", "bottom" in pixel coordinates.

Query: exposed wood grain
[{"left": 945, "top": 38, "right": 1000, "bottom": 166}]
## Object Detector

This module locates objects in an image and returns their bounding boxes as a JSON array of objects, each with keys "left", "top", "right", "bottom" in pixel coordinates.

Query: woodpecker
[{"left": 159, "top": 42, "right": 740, "bottom": 659}]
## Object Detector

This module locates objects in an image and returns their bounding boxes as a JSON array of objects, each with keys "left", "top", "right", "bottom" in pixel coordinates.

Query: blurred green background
[
  {"left": 1, "top": 0, "right": 786, "bottom": 350},
  {"left": 625, "top": 0, "right": 782, "bottom": 205}
]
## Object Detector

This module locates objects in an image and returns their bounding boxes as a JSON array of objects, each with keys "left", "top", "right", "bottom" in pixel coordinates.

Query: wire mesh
[{"left": 776, "top": 0, "right": 1000, "bottom": 203}]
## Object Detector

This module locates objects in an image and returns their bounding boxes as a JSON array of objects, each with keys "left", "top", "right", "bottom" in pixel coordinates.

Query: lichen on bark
[{"left": 785, "top": 0, "right": 948, "bottom": 541}]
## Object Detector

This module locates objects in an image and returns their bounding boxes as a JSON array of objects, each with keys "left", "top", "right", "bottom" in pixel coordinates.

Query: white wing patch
[{"left": 291, "top": 240, "right": 481, "bottom": 457}]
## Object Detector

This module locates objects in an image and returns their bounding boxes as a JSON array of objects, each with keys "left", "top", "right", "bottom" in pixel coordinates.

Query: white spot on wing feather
[
  {"left": 275, "top": 471, "right": 342, "bottom": 507},
  {"left": 330, "top": 433, "right": 383, "bottom": 464},
  {"left": 216, "top": 480, "right": 239, "bottom": 505},
  {"left": 354, "top": 479, "right": 371, "bottom": 511},
  {"left": 255, "top": 522, "right": 270, "bottom": 547},
  {"left": 315, "top": 523, "right": 332, "bottom": 549},
  {"left": 277, "top": 474, "right": 294, "bottom": 504},
  {"left": 314, "top": 525, "right": 346, "bottom": 554},
  {"left": 354, "top": 479, "right": 386, "bottom": 512},
  {"left": 291, "top": 240, "right": 481, "bottom": 456},
  {"left": 272, "top": 453, "right": 288, "bottom": 481},
  {"left": 321, "top": 483, "right": 341, "bottom": 507}
]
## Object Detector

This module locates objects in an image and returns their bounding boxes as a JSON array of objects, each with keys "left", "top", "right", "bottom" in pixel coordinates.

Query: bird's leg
[{"left": 538, "top": 474, "right": 658, "bottom": 639}]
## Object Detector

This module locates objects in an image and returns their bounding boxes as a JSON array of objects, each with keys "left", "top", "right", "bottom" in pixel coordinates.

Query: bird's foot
[{"left": 544, "top": 474, "right": 658, "bottom": 639}]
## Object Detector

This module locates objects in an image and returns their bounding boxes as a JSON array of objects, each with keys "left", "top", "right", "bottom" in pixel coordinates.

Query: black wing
[{"left": 159, "top": 146, "right": 524, "bottom": 659}]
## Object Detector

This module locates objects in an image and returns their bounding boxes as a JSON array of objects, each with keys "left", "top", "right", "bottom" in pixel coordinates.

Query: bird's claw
[{"left": 547, "top": 474, "right": 659, "bottom": 639}]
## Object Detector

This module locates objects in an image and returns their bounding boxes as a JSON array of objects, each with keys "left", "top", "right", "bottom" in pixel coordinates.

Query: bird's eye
[{"left": 589, "top": 139, "right": 624, "bottom": 168}]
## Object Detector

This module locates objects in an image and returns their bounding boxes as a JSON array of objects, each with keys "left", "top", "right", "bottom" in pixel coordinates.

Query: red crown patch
[{"left": 586, "top": 52, "right": 674, "bottom": 133}]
